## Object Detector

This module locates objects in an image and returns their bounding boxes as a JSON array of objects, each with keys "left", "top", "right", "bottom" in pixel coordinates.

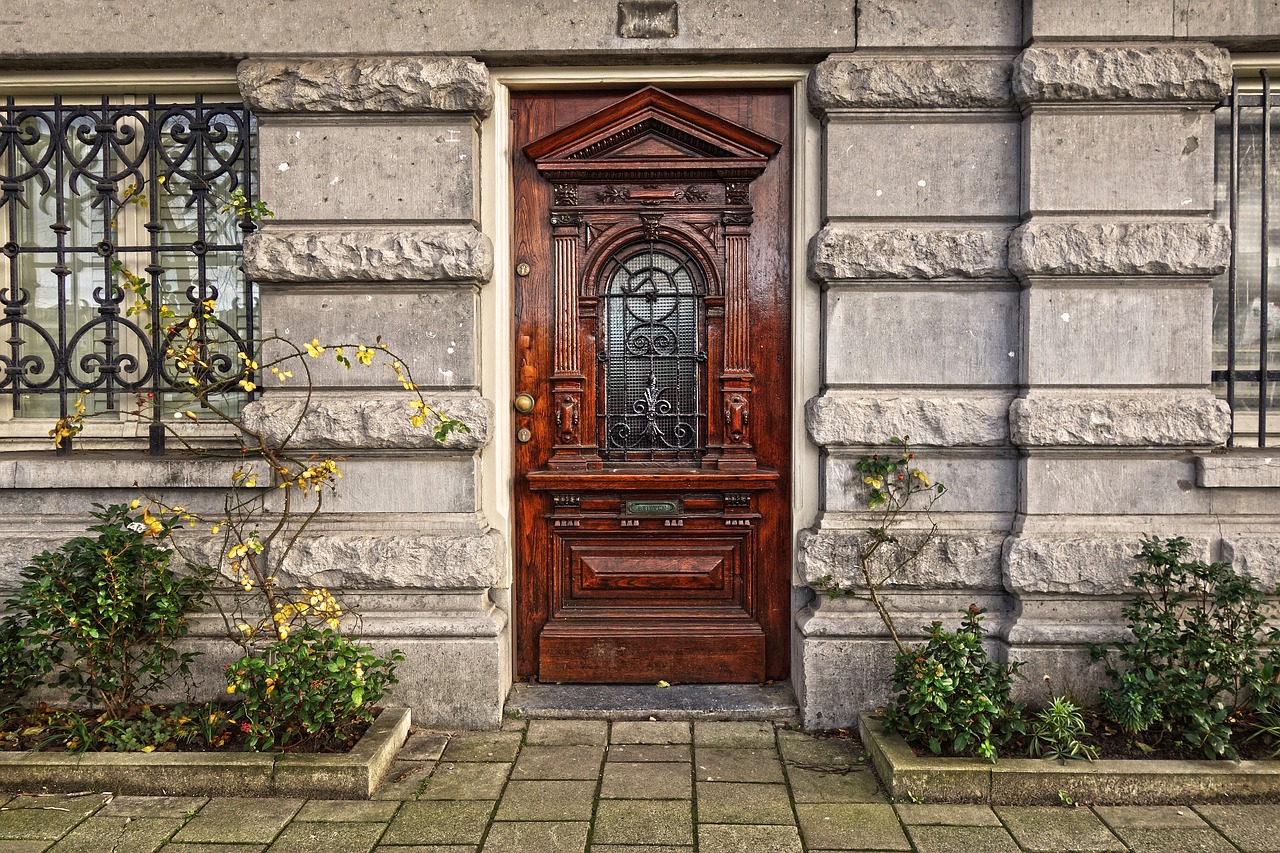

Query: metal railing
[
  {"left": 0, "top": 95, "right": 258, "bottom": 453},
  {"left": 1214, "top": 72, "right": 1279, "bottom": 447}
]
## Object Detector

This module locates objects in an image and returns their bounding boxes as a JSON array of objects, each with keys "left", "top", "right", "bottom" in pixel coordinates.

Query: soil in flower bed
[
  {"left": 0, "top": 703, "right": 373, "bottom": 754},
  {"left": 885, "top": 709, "right": 1280, "bottom": 762}
]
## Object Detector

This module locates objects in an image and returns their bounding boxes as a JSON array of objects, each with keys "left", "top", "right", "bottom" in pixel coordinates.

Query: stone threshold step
[{"left": 505, "top": 681, "right": 799, "bottom": 721}]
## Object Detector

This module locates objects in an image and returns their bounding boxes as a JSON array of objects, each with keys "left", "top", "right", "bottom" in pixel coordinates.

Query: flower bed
[
  {"left": 0, "top": 708, "right": 409, "bottom": 800},
  {"left": 861, "top": 717, "right": 1280, "bottom": 806}
]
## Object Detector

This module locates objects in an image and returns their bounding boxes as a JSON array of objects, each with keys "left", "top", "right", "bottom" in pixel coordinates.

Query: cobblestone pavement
[{"left": 2, "top": 719, "right": 1278, "bottom": 851}]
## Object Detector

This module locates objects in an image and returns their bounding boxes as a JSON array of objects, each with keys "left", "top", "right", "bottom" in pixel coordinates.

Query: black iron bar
[
  {"left": 146, "top": 96, "right": 165, "bottom": 453},
  {"left": 1261, "top": 70, "right": 1272, "bottom": 446},
  {"left": 1227, "top": 79, "right": 1240, "bottom": 446},
  {"left": 52, "top": 96, "right": 70, "bottom": 454}
]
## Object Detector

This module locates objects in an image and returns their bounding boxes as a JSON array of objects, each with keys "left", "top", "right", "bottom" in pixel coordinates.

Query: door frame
[{"left": 478, "top": 65, "right": 821, "bottom": 694}]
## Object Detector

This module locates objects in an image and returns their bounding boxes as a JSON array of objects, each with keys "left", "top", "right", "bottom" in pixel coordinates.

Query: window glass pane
[
  {"left": 1213, "top": 89, "right": 1280, "bottom": 445},
  {"left": 601, "top": 243, "right": 704, "bottom": 459},
  {"left": 0, "top": 97, "right": 258, "bottom": 443}
]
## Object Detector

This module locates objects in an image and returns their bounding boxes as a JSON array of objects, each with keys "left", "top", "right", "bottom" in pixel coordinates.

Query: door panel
[{"left": 512, "top": 87, "right": 792, "bottom": 683}]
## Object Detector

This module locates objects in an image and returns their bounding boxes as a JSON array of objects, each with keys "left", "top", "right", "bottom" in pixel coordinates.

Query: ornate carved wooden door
[{"left": 512, "top": 87, "right": 792, "bottom": 683}]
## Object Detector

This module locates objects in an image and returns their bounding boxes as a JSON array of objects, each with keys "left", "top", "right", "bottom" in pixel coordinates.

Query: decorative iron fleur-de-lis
[{"left": 634, "top": 372, "right": 672, "bottom": 442}]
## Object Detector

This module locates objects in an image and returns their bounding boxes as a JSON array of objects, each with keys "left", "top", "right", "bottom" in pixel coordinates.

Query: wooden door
[{"left": 512, "top": 86, "right": 792, "bottom": 683}]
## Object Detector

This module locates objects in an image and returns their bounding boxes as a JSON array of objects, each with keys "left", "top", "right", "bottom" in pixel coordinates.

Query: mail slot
[{"left": 625, "top": 499, "right": 681, "bottom": 516}]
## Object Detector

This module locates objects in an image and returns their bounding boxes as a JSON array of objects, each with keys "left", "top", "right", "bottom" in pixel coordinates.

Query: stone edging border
[
  {"left": 0, "top": 708, "right": 410, "bottom": 800},
  {"left": 860, "top": 717, "right": 1280, "bottom": 805}
]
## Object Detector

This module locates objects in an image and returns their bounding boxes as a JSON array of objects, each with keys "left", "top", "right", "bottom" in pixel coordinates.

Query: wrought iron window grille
[
  {"left": 1214, "top": 72, "right": 1279, "bottom": 447},
  {"left": 0, "top": 94, "right": 259, "bottom": 454},
  {"left": 597, "top": 239, "right": 707, "bottom": 461}
]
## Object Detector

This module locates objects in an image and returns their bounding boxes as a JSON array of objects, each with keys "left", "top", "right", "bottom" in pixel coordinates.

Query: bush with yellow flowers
[{"left": 25, "top": 197, "right": 466, "bottom": 751}]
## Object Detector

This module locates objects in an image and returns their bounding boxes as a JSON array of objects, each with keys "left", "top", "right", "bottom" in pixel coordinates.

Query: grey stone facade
[{"left": 2, "top": 0, "right": 1279, "bottom": 730}]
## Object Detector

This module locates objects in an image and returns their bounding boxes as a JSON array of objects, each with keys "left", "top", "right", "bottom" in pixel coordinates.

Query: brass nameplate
[{"left": 625, "top": 499, "right": 680, "bottom": 516}]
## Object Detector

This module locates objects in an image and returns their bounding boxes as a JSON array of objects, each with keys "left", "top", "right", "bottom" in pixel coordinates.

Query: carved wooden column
[
  {"left": 548, "top": 197, "right": 587, "bottom": 468},
  {"left": 717, "top": 181, "right": 756, "bottom": 470}
]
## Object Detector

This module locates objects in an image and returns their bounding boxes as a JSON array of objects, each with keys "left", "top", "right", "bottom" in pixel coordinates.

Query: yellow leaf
[{"left": 656, "top": 680, "right": 671, "bottom": 688}]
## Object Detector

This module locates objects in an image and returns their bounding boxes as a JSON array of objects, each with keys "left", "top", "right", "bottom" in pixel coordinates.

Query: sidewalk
[{"left": 1, "top": 718, "right": 1277, "bottom": 852}]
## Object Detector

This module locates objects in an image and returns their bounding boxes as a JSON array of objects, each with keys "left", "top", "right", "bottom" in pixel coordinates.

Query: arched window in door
[{"left": 598, "top": 240, "right": 706, "bottom": 459}]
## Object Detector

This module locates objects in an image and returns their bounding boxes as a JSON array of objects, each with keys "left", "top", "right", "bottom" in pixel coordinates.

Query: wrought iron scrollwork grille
[
  {"left": 0, "top": 94, "right": 258, "bottom": 453},
  {"left": 598, "top": 241, "right": 706, "bottom": 460}
]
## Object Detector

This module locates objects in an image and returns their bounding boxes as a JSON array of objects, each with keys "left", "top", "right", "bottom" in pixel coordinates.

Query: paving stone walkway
[{"left": 1, "top": 718, "right": 1278, "bottom": 851}]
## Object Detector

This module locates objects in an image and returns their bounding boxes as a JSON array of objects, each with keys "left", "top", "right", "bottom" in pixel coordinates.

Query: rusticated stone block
[
  {"left": 856, "top": 0, "right": 1022, "bottom": 48},
  {"left": 805, "top": 393, "right": 1011, "bottom": 447},
  {"left": 1013, "top": 44, "right": 1231, "bottom": 104},
  {"left": 1008, "top": 221, "right": 1229, "bottom": 277},
  {"left": 243, "top": 226, "right": 493, "bottom": 283},
  {"left": 809, "top": 226, "right": 1010, "bottom": 281},
  {"left": 1026, "top": 0, "right": 1177, "bottom": 38},
  {"left": 1009, "top": 393, "right": 1230, "bottom": 447},
  {"left": 276, "top": 530, "right": 503, "bottom": 589},
  {"left": 1025, "top": 110, "right": 1214, "bottom": 215},
  {"left": 1024, "top": 287, "right": 1212, "bottom": 386},
  {"left": 1220, "top": 538, "right": 1280, "bottom": 589},
  {"left": 799, "top": 528, "right": 1005, "bottom": 590},
  {"left": 1197, "top": 455, "right": 1280, "bottom": 488},
  {"left": 1184, "top": 0, "right": 1280, "bottom": 41},
  {"left": 808, "top": 57, "right": 1013, "bottom": 112},
  {"left": 258, "top": 119, "right": 478, "bottom": 223},
  {"left": 239, "top": 392, "right": 491, "bottom": 450},
  {"left": 825, "top": 454, "right": 1017, "bottom": 515},
  {"left": 1004, "top": 535, "right": 1211, "bottom": 595},
  {"left": 825, "top": 119, "right": 1019, "bottom": 219},
  {"left": 826, "top": 289, "right": 1019, "bottom": 386},
  {"left": 238, "top": 56, "right": 493, "bottom": 115}
]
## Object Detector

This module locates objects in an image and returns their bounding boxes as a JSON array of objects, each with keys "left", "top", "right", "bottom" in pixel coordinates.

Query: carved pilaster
[
  {"left": 724, "top": 232, "right": 750, "bottom": 372},
  {"left": 553, "top": 234, "right": 578, "bottom": 375}
]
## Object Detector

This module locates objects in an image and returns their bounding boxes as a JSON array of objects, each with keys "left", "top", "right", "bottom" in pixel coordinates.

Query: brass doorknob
[{"left": 513, "top": 393, "right": 536, "bottom": 414}]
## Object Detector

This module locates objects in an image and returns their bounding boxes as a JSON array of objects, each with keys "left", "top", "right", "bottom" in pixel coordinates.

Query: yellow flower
[{"left": 304, "top": 338, "right": 324, "bottom": 358}]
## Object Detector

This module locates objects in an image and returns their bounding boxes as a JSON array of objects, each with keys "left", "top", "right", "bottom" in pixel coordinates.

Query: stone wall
[
  {"left": 233, "top": 57, "right": 505, "bottom": 728},
  {"left": 797, "top": 32, "right": 1280, "bottom": 728},
  {"left": 3, "top": 0, "right": 1280, "bottom": 731},
  {"left": 800, "top": 50, "right": 1024, "bottom": 727}
]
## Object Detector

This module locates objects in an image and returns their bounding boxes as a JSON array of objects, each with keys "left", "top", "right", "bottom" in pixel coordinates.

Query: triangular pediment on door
[{"left": 524, "top": 86, "right": 780, "bottom": 182}]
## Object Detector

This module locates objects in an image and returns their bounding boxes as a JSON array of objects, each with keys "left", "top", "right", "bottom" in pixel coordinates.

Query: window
[
  {"left": 598, "top": 241, "right": 706, "bottom": 460},
  {"left": 0, "top": 93, "right": 259, "bottom": 453},
  {"left": 1213, "top": 70, "right": 1279, "bottom": 447}
]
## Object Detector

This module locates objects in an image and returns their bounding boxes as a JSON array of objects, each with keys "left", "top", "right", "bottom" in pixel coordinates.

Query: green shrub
[
  {"left": 225, "top": 625, "right": 402, "bottom": 751},
  {"left": 0, "top": 615, "right": 49, "bottom": 707},
  {"left": 2, "top": 504, "right": 212, "bottom": 719},
  {"left": 881, "top": 605, "right": 1025, "bottom": 763},
  {"left": 1092, "top": 535, "right": 1280, "bottom": 759},
  {"left": 1029, "top": 695, "right": 1098, "bottom": 762}
]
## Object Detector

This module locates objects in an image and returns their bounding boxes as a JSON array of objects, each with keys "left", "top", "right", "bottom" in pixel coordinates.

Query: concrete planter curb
[
  {"left": 0, "top": 708, "right": 410, "bottom": 800},
  {"left": 860, "top": 717, "right": 1280, "bottom": 805}
]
